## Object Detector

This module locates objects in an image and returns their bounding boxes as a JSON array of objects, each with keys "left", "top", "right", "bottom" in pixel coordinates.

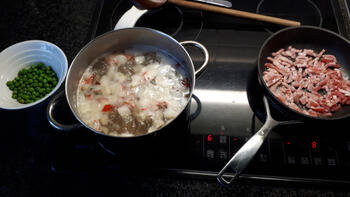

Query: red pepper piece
[
  {"left": 85, "top": 94, "right": 92, "bottom": 99},
  {"left": 124, "top": 54, "right": 134, "bottom": 61},
  {"left": 102, "top": 104, "right": 113, "bottom": 112},
  {"left": 85, "top": 74, "right": 94, "bottom": 84}
]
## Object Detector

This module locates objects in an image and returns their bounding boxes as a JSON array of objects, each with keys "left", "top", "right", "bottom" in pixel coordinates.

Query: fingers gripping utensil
[{"left": 217, "top": 96, "right": 300, "bottom": 186}]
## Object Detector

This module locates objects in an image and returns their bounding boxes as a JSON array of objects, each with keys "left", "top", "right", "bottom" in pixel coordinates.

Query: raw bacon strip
[
  {"left": 263, "top": 70, "right": 282, "bottom": 87},
  {"left": 263, "top": 46, "right": 350, "bottom": 117}
]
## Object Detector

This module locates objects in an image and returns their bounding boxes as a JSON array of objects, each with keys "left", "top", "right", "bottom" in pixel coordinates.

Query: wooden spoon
[{"left": 132, "top": 0, "right": 301, "bottom": 27}]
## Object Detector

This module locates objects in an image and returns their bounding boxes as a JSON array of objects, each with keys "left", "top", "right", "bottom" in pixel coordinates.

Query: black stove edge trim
[
  {"left": 50, "top": 164, "right": 350, "bottom": 188},
  {"left": 160, "top": 168, "right": 350, "bottom": 188}
]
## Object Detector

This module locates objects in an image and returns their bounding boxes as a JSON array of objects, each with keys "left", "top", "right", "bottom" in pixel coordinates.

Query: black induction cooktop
[{"left": 50, "top": 0, "right": 350, "bottom": 186}]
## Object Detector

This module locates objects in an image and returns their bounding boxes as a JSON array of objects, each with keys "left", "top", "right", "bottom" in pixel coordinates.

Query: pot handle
[
  {"left": 46, "top": 90, "right": 83, "bottom": 131},
  {"left": 180, "top": 41, "right": 209, "bottom": 77},
  {"left": 189, "top": 94, "right": 201, "bottom": 121}
]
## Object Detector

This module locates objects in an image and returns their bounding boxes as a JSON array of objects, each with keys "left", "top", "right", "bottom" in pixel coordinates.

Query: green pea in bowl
[{"left": 0, "top": 40, "right": 68, "bottom": 110}]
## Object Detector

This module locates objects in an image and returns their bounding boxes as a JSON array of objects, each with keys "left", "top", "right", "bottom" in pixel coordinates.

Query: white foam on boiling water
[{"left": 76, "top": 46, "right": 190, "bottom": 136}]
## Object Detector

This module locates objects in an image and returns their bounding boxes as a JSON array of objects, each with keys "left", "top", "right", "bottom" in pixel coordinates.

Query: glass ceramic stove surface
[{"left": 51, "top": 0, "right": 350, "bottom": 186}]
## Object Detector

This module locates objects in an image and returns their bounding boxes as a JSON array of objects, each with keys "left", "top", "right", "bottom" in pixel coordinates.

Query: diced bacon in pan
[{"left": 263, "top": 46, "right": 350, "bottom": 117}]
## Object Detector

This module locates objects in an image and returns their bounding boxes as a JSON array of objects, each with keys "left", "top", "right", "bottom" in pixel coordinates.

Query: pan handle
[
  {"left": 46, "top": 90, "right": 83, "bottom": 132},
  {"left": 180, "top": 41, "right": 209, "bottom": 78},
  {"left": 217, "top": 96, "right": 279, "bottom": 186}
]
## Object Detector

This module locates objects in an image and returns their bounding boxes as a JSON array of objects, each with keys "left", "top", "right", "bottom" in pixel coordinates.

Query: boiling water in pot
[{"left": 76, "top": 46, "right": 190, "bottom": 137}]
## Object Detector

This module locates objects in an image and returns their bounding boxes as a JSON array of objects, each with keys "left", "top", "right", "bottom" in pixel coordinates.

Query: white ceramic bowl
[{"left": 0, "top": 40, "right": 68, "bottom": 110}]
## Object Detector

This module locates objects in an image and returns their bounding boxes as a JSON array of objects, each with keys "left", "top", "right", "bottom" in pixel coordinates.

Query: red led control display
[{"left": 207, "top": 134, "right": 213, "bottom": 142}]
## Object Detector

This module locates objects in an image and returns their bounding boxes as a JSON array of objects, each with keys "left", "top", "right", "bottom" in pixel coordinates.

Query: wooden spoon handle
[{"left": 168, "top": 0, "right": 301, "bottom": 27}]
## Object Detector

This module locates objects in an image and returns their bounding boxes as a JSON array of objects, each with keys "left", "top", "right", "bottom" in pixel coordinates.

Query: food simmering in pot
[{"left": 76, "top": 46, "right": 190, "bottom": 136}]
